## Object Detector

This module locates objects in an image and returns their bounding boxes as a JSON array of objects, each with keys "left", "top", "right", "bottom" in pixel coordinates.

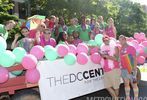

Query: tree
[
  {"left": 0, "top": 0, "right": 20, "bottom": 42},
  {"left": 115, "top": 0, "right": 147, "bottom": 36},
  {"left": 2, "top": 0, "right": 146, "bottom": 37},
  {"left": 0, "top": 0, "right": 18, "bottom": 23}
]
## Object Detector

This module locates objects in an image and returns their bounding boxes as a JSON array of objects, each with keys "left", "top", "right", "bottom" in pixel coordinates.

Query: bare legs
[
  {"left": 123, "top": 78, "right": 139, "bottom": 100},
  {"left": 107, "top": 87, "right": 119, "bottom": 100}
]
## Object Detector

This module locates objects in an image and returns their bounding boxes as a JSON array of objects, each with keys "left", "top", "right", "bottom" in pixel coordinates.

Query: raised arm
[{"left": 11, "top": 34, "right": 20, "bottom": 49}]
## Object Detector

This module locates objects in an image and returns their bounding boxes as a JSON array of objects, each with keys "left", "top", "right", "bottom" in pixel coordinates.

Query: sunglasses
[{"left": 40, "top": 25, "right": 45, "bottom": 28}]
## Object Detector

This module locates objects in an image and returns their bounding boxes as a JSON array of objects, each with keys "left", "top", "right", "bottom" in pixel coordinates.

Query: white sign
[{"left": 37, "top": 59, "right": 104, "bottom": 100}]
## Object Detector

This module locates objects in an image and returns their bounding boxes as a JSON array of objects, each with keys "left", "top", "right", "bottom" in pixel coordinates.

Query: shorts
[
  {"left": 121, "top": 69, "right": 137, "bottom": 83},
  {"left": 104, "top": 69, "right": 121, "bottom": 89}
]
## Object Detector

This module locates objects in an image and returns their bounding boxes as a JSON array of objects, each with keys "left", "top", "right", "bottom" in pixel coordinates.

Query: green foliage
[
  {"left": 0, "top": 12, "right": 18, "bottom": 24},
  {"left": 0, "top": 0, "right": 14, "bottom": 12},
  {"left": 9, "top": 24, "right": 21, "bottom": 38},
  {"left": 0, "top": 0, "right": 19, "bottom": 24},
  {"left": 0, "top": 0, "right": 20, "bottom": 41},
  {"left": 1, "top": 0, "right": 147, "bottom": 38},
  {"left": 114, "top": 0, "right": 147, "bottom": 36},
  {"left": 29, "top": 0, "right": 147, "bottom": 37}
]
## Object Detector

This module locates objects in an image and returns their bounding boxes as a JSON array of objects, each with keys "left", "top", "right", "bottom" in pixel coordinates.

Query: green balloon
[
  {"left": 58, "top": 41, "right": 66, "bottom": 44},
  {"left": 88, "top": 40, "right": 97, "bottom": 46},
  {"left": 0, "top": 50, "right": 16, "bottom": 67},
  {"left": 44, "top": 45, "right": 54, "bottom": 52},
  {"left": 94, "top": 34, "right": 103, "bottom": 46},
  {"left": 45, "top": 48, "right": 58, "bottom": 61},
  {"left": 12, "top": 47, "right": 26, "bottom": 63},
  {"left": 11, "top": 70, "right": 23, "bottom": 76},
  {"left": 64, "top": 53, "right": 76, "bottom": 65},
  {"left": 0, "top": 36, "right": 7, "bottom": 52}
]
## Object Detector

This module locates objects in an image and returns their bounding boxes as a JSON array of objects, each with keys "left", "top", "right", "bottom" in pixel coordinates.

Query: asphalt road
[{"left": 71, "top": 81, "right": 147, "bottom": 100}]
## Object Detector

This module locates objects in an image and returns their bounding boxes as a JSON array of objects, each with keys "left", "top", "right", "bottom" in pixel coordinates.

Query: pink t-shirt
[
  {"left": 73, "top": 38, "right": 83, "bottom": 47},
  {"left": 105, "top": 26, "right": 115, "bottom": 38},
  {"left": 101, "top": 45, "right": 119, "bottom": 72},
  {"left": 120, "top": 45, "right": 136, "bottom": 69},
  {"left": 113, "top": 46, "right": 120, "bottom": 69},
  {"left": 29, "top": 29, "right": 44, "bottom": 39},
  {"left": 93, "top": 29, "right": 103, "bottom": 35},
  {"left": 101, "top": 45, "right": 112, "bottom": 72},
  {"left": 39, "top": 35, "right": 56, "bottom": 47}
]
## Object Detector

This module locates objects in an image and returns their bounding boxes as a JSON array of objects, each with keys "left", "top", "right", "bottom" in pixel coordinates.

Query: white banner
[{"left": 37, "top": 59, "right": 104, "bottom": 100}]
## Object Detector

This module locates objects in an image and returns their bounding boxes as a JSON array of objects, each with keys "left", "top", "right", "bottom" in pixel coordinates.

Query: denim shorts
[{"left": 121, "top": 69, "right": 137, "bottom": 83}]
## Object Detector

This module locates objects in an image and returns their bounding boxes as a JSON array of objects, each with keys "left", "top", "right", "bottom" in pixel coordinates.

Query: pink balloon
[
  {"left": 25, "top": 68, "right": 40, "bottom": 84},
  {"left": 77, "top": 43, "right": 89, "bottom": 54},
  {"left": 127, "top": 37, "right": 134, "bottom": 42},
  {"left": 30, "top": 45, "right": 45, "bottom": 60},
  {"left": 90, "top": 47, "right": 99, "bottom": 55},
  {"left": 50, "top": 38, "right": 56, "bottom": 47},
  {"left": 68, "top": 45, "right": 77, "bottom": 55},
  {"left": 0, "top": 67, "right": 9, "bottom": 83},
  {"left": 137, "top": 56, "right": 145, "bottom": 65},
  {"left": 140, "top": 32, "right": 145, "bottom": 40},
  {"left": 141, "top": 41, "right": 147, "bottom": 47},
  {"left": 131, "top": 40, "right": 139, "bottom": 49},
  {"left": 57, "top": 44, "right": 69, "bottom": 57},
  {"left": 77, "top": 53, "right": 88, "bottom": 65},
  {"left": 131, "top": 40, "right": 139, "bottom": 45},
  {"left": 22, "top": 54, "right": 38, "bottom": 70},
  {"left": 136, "top": 45, "right": 145, "bottom": 57},
  {"left": 90, "top": 53, "right": 101, "bottom": 64},
  {"left": 136, "top": 38, "right": 142, "bottom": 43}
]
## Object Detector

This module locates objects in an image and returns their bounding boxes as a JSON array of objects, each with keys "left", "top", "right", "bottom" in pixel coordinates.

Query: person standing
[
  {"left": 11, "top": 27, "right": 34, "bottom": 52},
  {"left": 67, "top": 18, "right": 78, "bottom": 35},
  {"left": 72, "top": 31, "right": 83, "bottom": 47},
  {"left": 97, "top": 16, "right": 107, "bottom": 31},
  {"left": 78, "top": 16, "right": 91, "bottom": 41},
  {"left": 36, "top": 28, "right": 56, "bottom": 47},
  {"left": 105, "top": 18, "right": 117, "bottom": 39},
  {"left": 56, "top": 31, "right": 68, "bottom": 45},
  {"left": 54, "top": 17, "right": 68, "bottom": 39},
  {"left": 91, "top": 22, "right": 103, "bottom": 39},
  {"left": 119, "top": 35, "right": 139, "bottom": 100},
  {"left": 100, "top": 35, "right": 121, "bottom": 100}
]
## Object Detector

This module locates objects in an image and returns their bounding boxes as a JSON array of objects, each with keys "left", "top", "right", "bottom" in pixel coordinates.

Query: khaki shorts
[{"left": 104, "top": 69, "right": 121, "bottom": 89}]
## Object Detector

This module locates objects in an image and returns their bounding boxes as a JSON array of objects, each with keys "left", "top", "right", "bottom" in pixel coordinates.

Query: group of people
[
  {"left": 0, "top": 15, "right": 117, "bottom": 52},
  {"left": 0, "top": 15, "right": 140, "bottom": 100},
  {"left": 100, "top": 35, "right": 139, "bottom": 100}
]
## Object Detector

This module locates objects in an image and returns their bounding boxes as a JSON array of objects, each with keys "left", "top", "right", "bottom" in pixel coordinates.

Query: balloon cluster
[
  {"left": 127, "top": 32, "right": 147, "bottom": 64},
  {"left": 0, "top": 36, "right": 42, "bottom": 84},
  {"left": 0, "top": 32, "right": 146, "bottom": 84},
  {"left": 50, "top": 43, "right": 102, "bottom": 65},
  {"left": 0, "top": 35, "right": 103, "bottom": 84}
]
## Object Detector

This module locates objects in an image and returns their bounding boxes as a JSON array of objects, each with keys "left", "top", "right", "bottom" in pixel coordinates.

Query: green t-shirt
[
  {"left": 0, "top": 24, "right": 8, "bottom": 40},
  {"left": 99, "top": 22, "right": 108, "bottom": 30},
  {"left": 67, "top": 25, "right": 78, "bottom": 35},
  {"left": 58, "top": 25, "right": 68, "bottom": 33},
  {"left": 78, "top": 25, "right": 91, "bottom": 41},
  {"left": 58, "top": 41, "right": 65, "bottom": 44}
]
